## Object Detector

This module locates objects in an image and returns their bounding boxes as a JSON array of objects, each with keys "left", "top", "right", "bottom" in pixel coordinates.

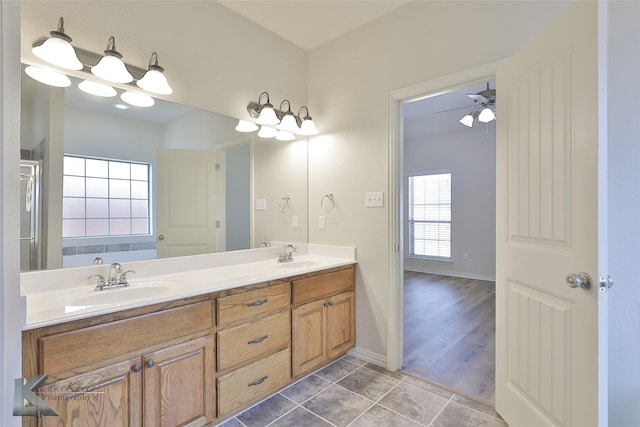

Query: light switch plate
[
  {"left": 365, "top": 192, "right": 384, "bottom": 207},
  {"left": 255, "top": 199, "right": 267, "bottom": 210}
]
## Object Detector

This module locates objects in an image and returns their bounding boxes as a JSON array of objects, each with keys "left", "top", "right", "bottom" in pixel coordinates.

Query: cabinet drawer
[
  {"left": 217, "top": 283, "right": 290, "bottom": 329},
  {"left": 40, "top": 301, "right": 213, "bottom": 376},
  {"left": 218, "top": 348, "right": 291, "bottom": 417},
  {"left": 217, "top": 310, "right": 290, "bottom": 372},
  {"left": 292, "top": 265, "right": 355, "bottom": 305}
]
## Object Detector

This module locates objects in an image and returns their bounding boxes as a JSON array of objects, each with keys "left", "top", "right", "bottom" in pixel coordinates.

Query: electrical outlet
[{"left": 365, "top": 192, "right": 384, "bottom": 207}]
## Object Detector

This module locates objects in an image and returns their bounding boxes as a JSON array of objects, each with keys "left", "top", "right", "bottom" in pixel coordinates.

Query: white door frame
[{"left": 387, "top": 60, "right": 505, "bottom": 371}]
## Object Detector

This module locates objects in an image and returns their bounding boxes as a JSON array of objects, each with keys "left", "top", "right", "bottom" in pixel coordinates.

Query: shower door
[{"left": 20, "top": 160, "right": 41, "bottom": 271}]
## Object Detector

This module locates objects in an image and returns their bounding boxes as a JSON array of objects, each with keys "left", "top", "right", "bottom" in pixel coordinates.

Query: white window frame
[
  {"left": 407, "top": 171, "right": 452, "bottom": 260},
  {"left": 62, "top": 154, "right": 151, "bottom": 238}
]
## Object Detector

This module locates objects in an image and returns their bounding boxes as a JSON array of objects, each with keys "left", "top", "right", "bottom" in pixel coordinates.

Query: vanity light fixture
[
  {"left": 235, "top": 120, "right": 259, "bottom": 133},
  {"left": 136, "top": 52, "right": 173, "bottom": 95},
  {"left": 31, "top": 17, "right": 83, "bottom": 71},
  {"left": 78, "top": 80, "right": 117, "bottom": 97},
  {"left": 91, "top": 36, "right": 134, "bottom": 84},
  {"left": 276, "top": 100, "right": 300, "bottom": 133},
  {"left": 24, "top": 65, "right": 71, "bottom": 88},
  {"left": 297, "top": 106, "right": 319, "bottom": 136},
  {"left": 257, "top": 125, "right": 278, "bottom": 139},
  {"left": 120, "top": 90, "right": 155, "bottom": 107},
  {"left": 252, "top": 92, "right": 280, "bottom": 126}
]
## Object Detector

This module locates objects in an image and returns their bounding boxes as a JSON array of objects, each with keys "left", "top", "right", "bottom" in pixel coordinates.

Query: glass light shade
[
  {"left": 114, "top": 104, "right": 128, "bottom": 110},
  {"left": 257, "top": 126, "right": 278, "bottom": 138},
  {"left": 235, "top": 120, "right": 259, "bottom": 132},
  {"left": 298, "top": 118, "right": 319, "bottom": 136},
  {"left": 78, "top": 80, "right": 117, "bottom": 97},
  {"left": 277, "top": 114, "right": 300, "bottom": 133},
  {"left": 24, "top": 65, "right": 71, "bottom": 88},
  {"left": 32, "top": 37, "right": 83, "bottom": 70},
  {"left": 459, "top": 114, "right": 474, "bottom": 127},
  {"left": 136, "top": 68, "right": 173, "bottom": 95},
  {"left": 276, "top": 130, "right": 295, "bottom": 141},
  {"left": 91, "top": 55, "right": 133, "bottom": 84},
  {"left": 478, "top": 107, "right": 496, "bottom": 123},
  {"left": 120, "top": 91, "right": 155, "bottom": 108},
  {"left": 255, "top": 106, "right": 280, "bottom": 125}
]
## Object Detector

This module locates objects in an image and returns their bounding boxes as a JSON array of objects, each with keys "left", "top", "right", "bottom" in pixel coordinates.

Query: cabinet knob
[
  {"left": 146, "top": 360, "right": 155, "bottom": 368},
  {"left": 132, "top": 364, "right": 142, "bottom": 373},
  {"left": 324, "top": 300, "right": 334, "bottom": 307}
]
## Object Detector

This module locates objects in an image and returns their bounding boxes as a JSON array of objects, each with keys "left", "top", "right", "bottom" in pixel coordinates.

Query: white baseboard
[{"left": 348, "top": 346, "right": 387, "bottom": 368}]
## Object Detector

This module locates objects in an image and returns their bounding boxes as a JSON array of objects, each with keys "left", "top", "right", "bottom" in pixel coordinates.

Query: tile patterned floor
[{"left": 216, "top": 355, "right": 507, "bottom": 427}]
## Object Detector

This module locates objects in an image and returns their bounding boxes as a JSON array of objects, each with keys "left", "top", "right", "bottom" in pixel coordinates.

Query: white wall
[
  {"left": 403, "top": 110, "right": 496, "bottom": 281},
  {"left": 607, "top": 2, "right": 640, "bottom": 425},
  {"left": 307, "top": 0, "right": 572, "bottom": 359}
]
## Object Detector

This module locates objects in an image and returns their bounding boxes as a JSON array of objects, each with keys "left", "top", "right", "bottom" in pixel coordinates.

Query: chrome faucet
[
  {"left": 277, "top": 244, "right": 296, "bottom": 263},
  {"left": 89, "top": 262, "right": 136, "bottom": 291}
]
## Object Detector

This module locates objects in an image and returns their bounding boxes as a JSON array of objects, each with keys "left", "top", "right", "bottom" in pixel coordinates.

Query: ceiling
[{"left": 216, "top": 0, "right": 412, "bottom": 51}]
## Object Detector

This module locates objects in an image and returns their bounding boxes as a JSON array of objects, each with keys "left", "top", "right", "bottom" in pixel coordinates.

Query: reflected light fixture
[
  {"left": 277, "top": 100, "right": 300, "bottom": 133},
  {"left": 276, "top": 130, "right": 295, "bottom": 141},
  {"left": 78, "top": 80, "right": 117, "bottom": 97},
  {"left": 24, "top": 65, "right": 71, "bottom": 87},
  {"left": 297, "top": 106, "right": 319, "bottom": 136},
  {"left": 120, "top": 90, "right": 155, "bottom": 107},
  {"left": 235, "top": 120, "right": 259, "bottom": 132},
  {"left": 136, "top": 52, "right": 173, "bottom": 95},
  {"left": 257, "top": 126, "right": 278, "bottom": 138},
  {"left": 114, "top": 104, "right": 128, "bottom": 110},
  {"left": 91, "top": 36, "right": 134, "bottom": 83},
  {"left": 32, "top": 17, "right": 83, "bottom": 71}
]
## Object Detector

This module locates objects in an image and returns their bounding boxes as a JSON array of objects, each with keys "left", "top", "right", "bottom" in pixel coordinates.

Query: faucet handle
[
  {"left": 119, "top": 270, "right": 136, "bottom": 285},
  {"left": 88, "top": 274, "right": 106, "bottom": 289}
]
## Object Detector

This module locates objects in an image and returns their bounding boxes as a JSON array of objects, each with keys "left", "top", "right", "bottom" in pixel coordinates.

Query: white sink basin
[{"left": 67, "top": 281, "right": 175, "bottom": 306}]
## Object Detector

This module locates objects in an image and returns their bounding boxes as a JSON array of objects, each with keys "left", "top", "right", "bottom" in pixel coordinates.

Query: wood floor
[{"left": 402, "top": 271, "right": 496, "bottom": 404}]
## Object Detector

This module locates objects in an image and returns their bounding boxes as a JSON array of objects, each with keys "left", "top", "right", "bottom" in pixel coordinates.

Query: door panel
[
  {"left": 156, "top": 149, "right": 217, "bottom": 258},
  {"left": 496, "top": 2, "right": 598, "bottom": 426}
]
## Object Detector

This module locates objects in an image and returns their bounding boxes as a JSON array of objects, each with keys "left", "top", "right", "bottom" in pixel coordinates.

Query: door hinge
[
  {"left": 394, "top": 244, "right": 400, "bottom": 253},
  {"left": 215, "top": 163, "right": 220, "bottom": 171},
  {"left": 599, "top": 275, "right": 613, "bottom": 293},
  {"left": 215, "top": 220, "right": 221, "bottom": 229}
]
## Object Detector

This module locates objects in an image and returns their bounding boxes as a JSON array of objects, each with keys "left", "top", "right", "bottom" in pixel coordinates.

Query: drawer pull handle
[
  {"left": 132, "top": 364, "right": 142, "bottom": 373},
  {"left": 248, "top": 335, "right": 268, "bottom": 345},
  {"left": 247, "top": 299, "right": 268, "bottom": 307},
  {"left": 248, "top": 375, "right": 268, "bottom": 387}
]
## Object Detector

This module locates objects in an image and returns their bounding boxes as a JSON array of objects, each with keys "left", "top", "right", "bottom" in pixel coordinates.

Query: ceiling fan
[{"left": 459, "top": 82, "right": 496, "bottom": 127}]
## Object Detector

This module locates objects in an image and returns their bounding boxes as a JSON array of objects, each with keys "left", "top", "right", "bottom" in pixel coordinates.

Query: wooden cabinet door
[
  {"left": 326, "top": 291, "right": 355, "bottom": 360},
  {"left": 292, "top": 299, "right": 326, "bottom": 377},
  {"left": 143, "top": 335, "right": 215, "bottom": 427},
  {"left": 39, "top": 357, "right": 142, "bottom": 427}
]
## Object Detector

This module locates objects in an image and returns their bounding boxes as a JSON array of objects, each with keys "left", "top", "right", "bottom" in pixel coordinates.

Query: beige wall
[{"left": 306, "top": 0, "right": 572, "bottom": 358}]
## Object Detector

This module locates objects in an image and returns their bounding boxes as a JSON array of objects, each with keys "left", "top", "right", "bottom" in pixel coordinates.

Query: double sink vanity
[{"left": 20, "top": 243, "right": 356, "bottom": 426}]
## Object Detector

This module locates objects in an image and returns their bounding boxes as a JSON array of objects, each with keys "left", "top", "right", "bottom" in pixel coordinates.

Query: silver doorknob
[
  {"left": 566, "top": 272, "right": 592, "bottom": 289},
  {"left": 158, "top": 234, "right": 164, "bottom": 241}
]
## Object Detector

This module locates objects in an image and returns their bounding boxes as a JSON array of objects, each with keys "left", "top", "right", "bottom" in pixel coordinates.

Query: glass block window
[
  {"left": 62, "top": 155, "right": 150, "bottom": 238},
  {"left": 408, "top": 172, "right": 451, "bottom": 259}
]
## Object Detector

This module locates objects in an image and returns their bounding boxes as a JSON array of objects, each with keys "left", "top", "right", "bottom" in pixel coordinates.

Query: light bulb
[
  {"left": 120, "top": 91, "right": 154, "bottom": 108},
  {"left": 24, "top": 65, "right": 71, "bottom": 88},
  {"left": 78, "top": 80, "right": 116, "bottom": 97},
  {"left": 459, "top": 114, "right": 474, "bottom": 127},
  {"left": 235, "top": 120, "right": 259, "bottom": 133},
  {"left": 257, "top": 126, "right": 278, "bottom": 138},
  {"left": 478, "top": 107, "right": 495, "bottom": 123}
]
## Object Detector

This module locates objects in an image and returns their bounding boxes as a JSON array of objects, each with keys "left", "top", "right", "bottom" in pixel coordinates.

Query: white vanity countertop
[{"left": 21, "top": 243, "right": 356, "bottom": 330}]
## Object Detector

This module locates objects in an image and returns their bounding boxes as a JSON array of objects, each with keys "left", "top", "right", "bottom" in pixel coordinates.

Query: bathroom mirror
[{"left": 20, "top": 69, "right": 308, "bottom": 271}]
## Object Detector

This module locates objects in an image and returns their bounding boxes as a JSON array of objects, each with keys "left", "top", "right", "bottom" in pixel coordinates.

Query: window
[
  {"left": 62, "top": 155, "right": 150, "bottom": 238},
  {"left": 408, "top": 172, "right": 451, "bottom": 259}
]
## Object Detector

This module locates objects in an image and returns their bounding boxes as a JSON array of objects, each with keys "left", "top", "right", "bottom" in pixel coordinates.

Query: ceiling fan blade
[
  {"left": 465, "top": 93, "right": 489, "bottom": 103},
  {"left": 432, "top": 105, "right": 476, "bottom": 114}
]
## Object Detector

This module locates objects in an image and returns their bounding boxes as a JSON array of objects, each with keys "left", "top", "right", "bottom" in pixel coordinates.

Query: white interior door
[
  {"left": 495, "top": 2, "right": 600, "bottom": 426},
  {"left": 156, "top": 149, "right": 217, "bottom": 258}
]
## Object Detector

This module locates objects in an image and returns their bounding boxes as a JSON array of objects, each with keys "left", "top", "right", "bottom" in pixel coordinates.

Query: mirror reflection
[{"left": 20, "top": 69, "right": 308, "bottom": 271}]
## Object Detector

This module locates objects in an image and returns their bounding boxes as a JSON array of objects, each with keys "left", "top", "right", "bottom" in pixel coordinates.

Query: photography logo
[{"left": 13, "top": 374, "right": 58, "bottom": 417}]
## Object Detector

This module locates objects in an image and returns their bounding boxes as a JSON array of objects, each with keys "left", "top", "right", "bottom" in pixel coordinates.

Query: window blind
[{"left": 408, "top": 172, "right": 451, "bottom": 258}]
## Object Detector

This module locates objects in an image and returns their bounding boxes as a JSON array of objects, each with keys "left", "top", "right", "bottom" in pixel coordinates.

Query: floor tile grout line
[
  {"left": 359, "top": 377, "right": 433, "bottom": 426},
  {"left": 344, "top": 401, "right": 377, "bottom": 427},
  {"left": 447, "top": 398, "right": 507, "bottom": 424},
  {"left": 426, "top": 393, "right": 456, "bottom": 427}
]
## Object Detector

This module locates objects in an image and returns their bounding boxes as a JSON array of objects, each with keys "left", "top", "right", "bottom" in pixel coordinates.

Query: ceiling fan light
[
  {"left": 78, "top": 80, "right": 117, "bottom": 97},
  {"left": 478, "top": 107, "right": 495, "bottom": 123},
  {"left": 459, "top": 114, "right": 474, "bottom": 127},
  {"left": 24, "top": 65, "right": 71, "bottom": 88},
  {"left": 235, "top": 120, "right": 259, "bottom": 132}
]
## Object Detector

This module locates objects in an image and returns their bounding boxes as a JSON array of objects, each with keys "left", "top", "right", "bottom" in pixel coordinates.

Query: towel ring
[
  {"left": 279, "top": 196, "right": 291, "bottom": 213},
  {"left": 321, "top": 193, "right": 335, "bottom": 213}
]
